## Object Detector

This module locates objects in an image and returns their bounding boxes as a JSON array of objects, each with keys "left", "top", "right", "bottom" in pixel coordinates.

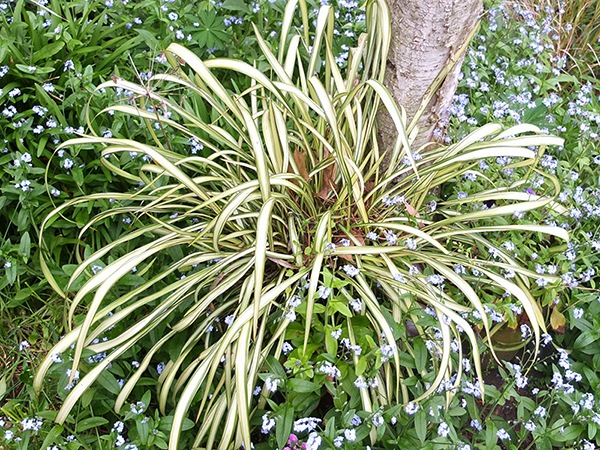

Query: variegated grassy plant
[{"left": 35, "top": 0, "right": 567, "bottom": 448}]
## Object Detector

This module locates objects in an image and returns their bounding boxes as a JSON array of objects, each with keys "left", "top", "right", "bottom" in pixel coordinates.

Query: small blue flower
[
  {"left": 130, "top": 401, "right": 145, "bottom": 414},
  {"left": 318, "top": 285, "right": 331, "bottom": 299},
  {"left": 405, "top": 238, "right": 417, "bottom": 250},
  {"left": 534, "top": 405, "right": 546, "bottom": 417},
  {"left": 426, "top": 274, "right": 445, "bottom": 285},
  {"left": 372, "top": 413, "right": 384, "bottom": 427},
  {"left": 438, "top": 421, "right": 450, "bottom": 437},
  {"left": 496, "top": 429, "right": 510, "bottom": 440},
  {"left": 261, "top": 414, "right": 275, "bottom": 434},
  {"left": 343, "top": 265, "right": 360, "bottom": 277}
]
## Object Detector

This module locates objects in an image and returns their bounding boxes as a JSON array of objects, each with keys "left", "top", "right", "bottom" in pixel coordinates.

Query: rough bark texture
[{"left": 379, "top": 0, "right": 483, "bottom": 154}]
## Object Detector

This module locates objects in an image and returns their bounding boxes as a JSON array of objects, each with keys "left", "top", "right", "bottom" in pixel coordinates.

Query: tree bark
[{"left": 379, "top": 0, "right": 482, "bottom": 155}]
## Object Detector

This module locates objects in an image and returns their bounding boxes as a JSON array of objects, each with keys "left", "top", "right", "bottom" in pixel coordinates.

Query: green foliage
[
  {"left": 0, "top": 0, "right": 366, "bottom": 302},
  {"left": 29, "top": 1, "right": 569, "bottom": 449},
  {"left": 192, "top": 9, "right": 230, "bottom": 48},
  {"left": 436, "top": 2, "right": 600, "bottom": 448},
  {"left": 2, "top": 0, "right": 600, "bottom": 449}
]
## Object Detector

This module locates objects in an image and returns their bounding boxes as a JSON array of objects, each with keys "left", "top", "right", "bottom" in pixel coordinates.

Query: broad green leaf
[
  {"left": 221, "top": 0, "right": 252, "bottom": 15},
  {"left": 574, "top": 331, "right": 600, "bottom": 350},
  {"left": 75, "top": 417, "right": 108, "bottom": 433},
  {"left": 355, "top": 357, "right": 368, "bottom": 376},
  {"left": 38, "top": 425, "right": 64, "bottom": 450},
  {"left": 276, "top": 404, "right": 295, "bottom": 450},
  {"left": 413, "top": 338, "right": 427, "bottom": 373},
  {"left": 287, "top": 378, "right": 321, "bottom": 393},
  {"left": 415, "top": 409, "right": 427, "bottom": 443}
]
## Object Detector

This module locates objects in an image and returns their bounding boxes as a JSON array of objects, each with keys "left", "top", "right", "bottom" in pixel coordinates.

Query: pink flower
[{"left": 288, "top": 434, "right": 298, "bottom": 446}]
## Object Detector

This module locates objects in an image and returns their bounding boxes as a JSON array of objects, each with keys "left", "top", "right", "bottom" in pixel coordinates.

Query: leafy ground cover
[{"left": 0, "top": 0, "right": 599, "bottom": 449}]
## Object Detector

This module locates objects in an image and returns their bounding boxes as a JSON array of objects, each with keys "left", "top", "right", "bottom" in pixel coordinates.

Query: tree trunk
[{"left": 379, "top": 0, "right": 482, "bottom": 155}]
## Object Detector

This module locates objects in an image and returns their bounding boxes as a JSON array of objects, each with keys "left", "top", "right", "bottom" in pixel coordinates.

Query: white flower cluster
[
  {"left": 342, "top": 264, "right": 360, "bottom": 277},
  {"left": 316, "top": 361, "right": 341, "bottom": 379},
  {"left": 349, "top": 298, "right": 362, "bottom": 312},
  {"left": 305, "top": 432, "right": 321, "bottom": 450},
  {"left": 340, "top": 338, "right": 362, "bottom": 356},
  {"left": 354, "top": 376, "right": 378, "bottom": 389},
  {"left": 21, "top": 418, "right": 43, "bottom": 432},
  {"left": 286, "top": 295, "right": 302, "bottom": 321},
  {"left": 293, "top": 417, "right": 321, "bottom": 433},
  {"left": 261, "top": 414, "right": 275, "bottom": 434},
  {"left": 506, "top": 362, "right": 528, "bottom": 389},
  {"left": 380, "top": 343, "right": 396, "bottom": 363},
  {"left": 264, "top": 376, "right": 281, "bottom": 393},
  {"left": 130, "top": 401, "right": 145, "bottom": 414}
]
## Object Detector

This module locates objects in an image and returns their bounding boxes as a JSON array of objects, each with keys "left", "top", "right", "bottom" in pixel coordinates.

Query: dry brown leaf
[
  {"left": 338, "top": 253, "right": 354, "bottom": 263},
  {"left": 550, "top": 307, "right": 566, "bottom": 334},
  {"left": 293, "top": 150, "right": 310, "bottom": 181},
  {"left": 318, "top": 148, "right": 338, "bottom": 199},
  {"left": 267, "top": 257, "right": 300, "bottom": 270}
]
